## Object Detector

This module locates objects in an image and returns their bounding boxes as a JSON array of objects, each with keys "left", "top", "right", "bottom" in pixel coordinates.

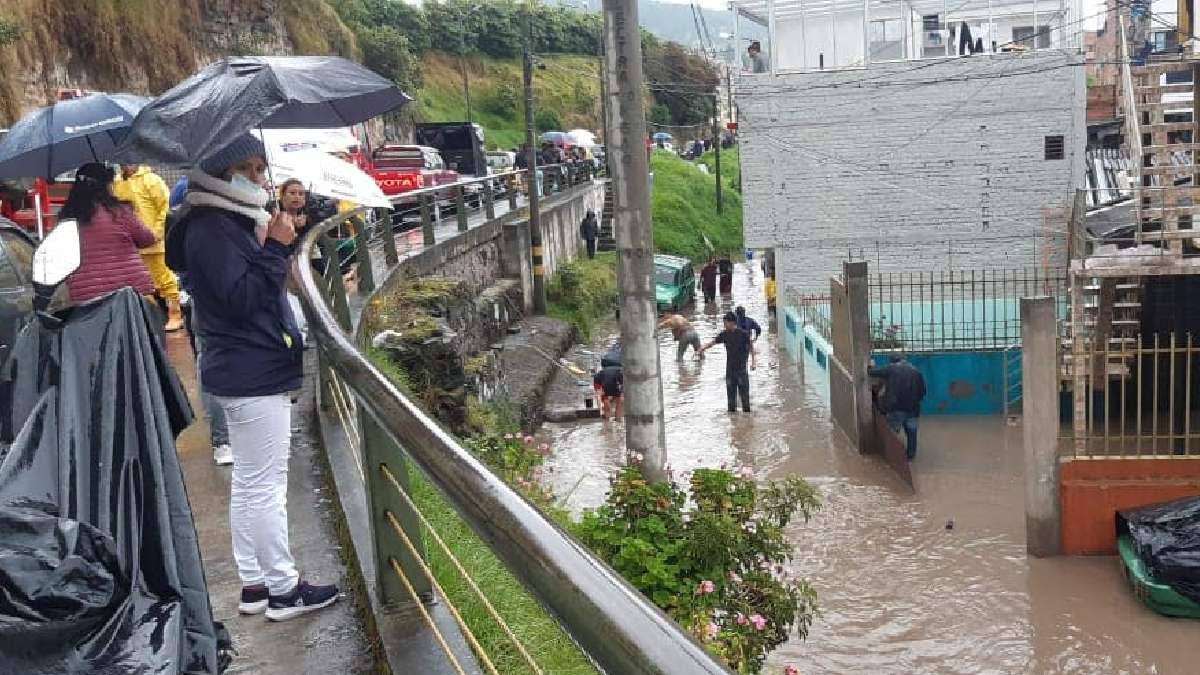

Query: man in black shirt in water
[{"left": 699, "top": 312, "right": 757, "bottom": 413}]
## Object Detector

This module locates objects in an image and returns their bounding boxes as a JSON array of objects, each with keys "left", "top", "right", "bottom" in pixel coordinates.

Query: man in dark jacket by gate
[
  {"left": 869, "top": 356, "right": 927, "bottom": 460},
  {"left": 580, "top": 209, "right": 599, "bottom": 259}
]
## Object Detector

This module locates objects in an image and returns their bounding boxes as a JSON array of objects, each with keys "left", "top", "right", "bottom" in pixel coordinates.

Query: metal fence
[
  {"left": 296, "top": 197, "right": 729, "bottom": 674},
  {"left": 1068, "top": 332, "right": 1200, "bottom": 457},
  {"left": 792, "top": 293, "right": 832, "bottom": 343},
  {"left": 867, "top": 267, "right": 1068, "bottom": 352}
]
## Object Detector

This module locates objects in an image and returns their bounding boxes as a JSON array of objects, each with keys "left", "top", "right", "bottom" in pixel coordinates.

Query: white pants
[{"left": 218, "top": 394, "right": 299, "bottom": 595}]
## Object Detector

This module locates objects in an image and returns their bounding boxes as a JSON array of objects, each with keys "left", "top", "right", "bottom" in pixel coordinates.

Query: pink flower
[
  {"left": 750, "top": 614, "right": 767, "bottom": 631},
  {"left": 784, "top": 666, "right": 800, "bottom": 675},
  {"left": 703, "top": 622, "right": 719, "bottom": 641},
  {"left": 727, "top": 571, "right": 742, "bottom": 584},
  {"left": 696, "top": 579, "right": 715, "bottom": 595},
  {"left": 523, "top": 435, "right": 535, "bottom": 445},
  {"left": 738, "top": 466, "right": 754, "bottom": 479},
  {"left": 538, "top": 442, "right": 551, "bottom": 455},
  {"left": 735, "top": 612, "right": 748, "bottom": 626}
]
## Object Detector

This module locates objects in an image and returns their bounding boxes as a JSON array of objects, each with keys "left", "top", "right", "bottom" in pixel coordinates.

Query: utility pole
[
  {"left": 460, "top": 57, "right": 473, "bottom": 123},
  {"left": 598, "top": 29, "right": 610, "bottom": 149},
  {"left": 524, "top": 2, "right": 546, "bottom": 313},
  {"left": 725, "top": 65, "right": 733, "bottom": 126},
  {"left": 602, "top": 0, "right": 667, "bottom": 481},
  {"left": 712, "top": 94, "right": 722, "bottom": 214}
]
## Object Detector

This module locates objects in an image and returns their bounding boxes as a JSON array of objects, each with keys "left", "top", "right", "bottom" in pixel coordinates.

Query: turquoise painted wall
[{"left": 871, "top": 350, "right": 1015, "bottom": 415}]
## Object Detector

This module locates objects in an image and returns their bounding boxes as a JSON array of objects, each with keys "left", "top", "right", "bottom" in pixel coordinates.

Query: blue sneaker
[{"left": 264, "top": 580, "right": 339, "bottom": 622}]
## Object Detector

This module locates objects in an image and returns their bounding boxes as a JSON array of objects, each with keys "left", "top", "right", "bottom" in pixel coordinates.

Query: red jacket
[{"left": 68, "top": 204, "right": 156, "bottom": 304}]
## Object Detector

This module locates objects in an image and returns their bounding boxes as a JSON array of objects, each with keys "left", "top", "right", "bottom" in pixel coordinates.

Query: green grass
[
  {"left": 366, "top": 349, "right": 598, "bottom": 675},
  {"left": 696, "top": 146, "right": 741, "bottom": 194},
  {"left": 414, "top": 52, "right": 603, "bottom": 150},
  {"left": 651, "top": 151, "right": 744, "bottom": 262},
  {"left": 409, "top": 474, "right": 600, "bottom": 675},
  {"left": 546, "top": 251, "right": 618, "bottom": 341}
]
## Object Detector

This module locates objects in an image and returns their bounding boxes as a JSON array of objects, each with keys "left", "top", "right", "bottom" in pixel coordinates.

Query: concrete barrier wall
[
  {"left": 1060, "top": 457, "right": 1200, "bottom": 554},
  {"left": 370, "top": 181, "right": 607, "bottom": 313},
  {"left": 870, "top": 350, "right": 1008, "bottom": 415}
]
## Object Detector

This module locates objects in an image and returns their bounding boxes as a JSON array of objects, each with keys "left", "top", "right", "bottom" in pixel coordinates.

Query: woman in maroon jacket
[{"left": 61, "top": 163, "right": 156, "bottom": 304}]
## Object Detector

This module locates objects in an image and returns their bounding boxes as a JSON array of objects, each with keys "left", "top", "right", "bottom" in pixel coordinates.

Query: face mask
[{"left": 229, "top": 172, "right": 260, "bottom": 192}]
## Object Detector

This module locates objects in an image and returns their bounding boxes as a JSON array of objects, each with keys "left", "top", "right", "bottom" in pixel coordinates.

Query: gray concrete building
[{"left": 730, "top": 0, "right": 1087, "bottom": 300}]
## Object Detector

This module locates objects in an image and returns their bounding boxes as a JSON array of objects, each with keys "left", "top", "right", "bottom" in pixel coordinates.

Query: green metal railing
[{"left": 295, "top": 183, "right": 730, "bottom": 674}]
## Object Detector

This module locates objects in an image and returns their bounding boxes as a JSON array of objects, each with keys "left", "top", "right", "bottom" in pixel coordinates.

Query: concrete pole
[
  {"left": 603, "top": 0, "right": 668, "bottom": 482},
  {"left": 845, "top": 261, "right": 875, "bottom": 452},
  {"left": 523, "top": 2, "right": 546, "bottom": 313},
  {"left": 1021, "top": 296, "right": 1061, "bottom": 557}
]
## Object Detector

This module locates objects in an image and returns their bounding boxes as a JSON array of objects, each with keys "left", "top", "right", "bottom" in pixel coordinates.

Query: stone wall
[{"left": 737, "top": 51, "right": 1085, "bottom": 295}]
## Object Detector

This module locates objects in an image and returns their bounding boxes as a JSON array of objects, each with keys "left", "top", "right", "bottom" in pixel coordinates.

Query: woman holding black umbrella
[{"left": 177, "top": 133, "right": 338, "bottom": 621}]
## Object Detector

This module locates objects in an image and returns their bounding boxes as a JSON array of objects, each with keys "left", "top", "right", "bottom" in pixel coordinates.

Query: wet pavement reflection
[{"left": 541, "top": 262, "right": 1196, "bottom": 675}]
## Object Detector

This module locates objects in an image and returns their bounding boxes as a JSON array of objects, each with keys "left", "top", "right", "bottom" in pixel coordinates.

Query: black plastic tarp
[
  {"left": 0, "top": 289, "right": 225, "bottom": 674},
  {"left": 1119, "top": 496, "right": 1200, "bottom": 604}
]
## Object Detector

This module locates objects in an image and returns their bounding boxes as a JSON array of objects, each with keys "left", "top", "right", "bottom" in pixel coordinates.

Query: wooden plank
[
  {"left": 1139, "top": 229, "right": 1200, "bottom": 241},
  {"left": 1143, "top": 143, "right": 1200, "bottom": 153},
  {"left": 1139, "top": 122, "right": 1197, "bottom": 133},
  {"left": 1136, "top": 83, "right": 1195, "bottom": 93}
]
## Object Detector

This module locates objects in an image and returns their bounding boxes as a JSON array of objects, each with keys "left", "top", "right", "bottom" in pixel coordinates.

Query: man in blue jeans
[{"left": 869, "top": 355, "right": 927, "bottom": 460}]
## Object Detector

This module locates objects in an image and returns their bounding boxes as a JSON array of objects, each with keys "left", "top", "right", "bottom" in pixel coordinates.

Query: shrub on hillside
[
  {"left": 535, "top": 109, "right": 563, "bottom": 133},
  {"left": 482, "top": 81, "right": 520, "bottom": 118}
]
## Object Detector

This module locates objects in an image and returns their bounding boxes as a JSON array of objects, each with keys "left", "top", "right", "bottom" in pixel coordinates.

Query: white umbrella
[
  {"left": 256, "top": 127, "right": 361, "bottom": 154},
  {"left": 566, "top": 129, "right": 597, "bottom": 147},
  {"left": 265, "top": 146, "right": 390, "bottom": 208}
]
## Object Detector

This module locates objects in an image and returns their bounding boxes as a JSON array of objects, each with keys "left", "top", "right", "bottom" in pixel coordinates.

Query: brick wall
[{"left": 737, "top": 51, "right": 1085, "bottom": 294}]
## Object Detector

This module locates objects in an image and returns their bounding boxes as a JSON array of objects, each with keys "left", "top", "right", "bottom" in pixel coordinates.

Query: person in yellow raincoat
[
  {"left": 765, "top": 274, "right": 777, "bottom": 314},
  {"left": 113, "top": 165, "right": 182, "bottom": 330}
]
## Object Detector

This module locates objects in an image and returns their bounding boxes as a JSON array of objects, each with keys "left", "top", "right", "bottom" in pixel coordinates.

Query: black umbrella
[
  {"left": 115, "top": 56, "right": 410, "bottom": 167},
  {"left": 0, "top": 94, "right": 149, "bottom": 179}
]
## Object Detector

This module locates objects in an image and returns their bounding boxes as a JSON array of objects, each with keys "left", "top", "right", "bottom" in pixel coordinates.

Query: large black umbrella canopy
[
  {"left": 115, "top": 56, "right": 410, "bottom": 167},
  {"left": 0, "top": 93, "right": 149, "bottom": 179}
]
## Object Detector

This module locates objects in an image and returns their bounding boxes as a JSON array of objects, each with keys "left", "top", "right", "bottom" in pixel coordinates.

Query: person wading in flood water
[
  {"left": 592, "top": 363, "right": 624, "bottom": 420},
  {"left": 869, "top": 355, "right": 927, "bottom": 460},
  {"left": 699, "top": 258, "right": 718, "bottom": 303},
  {"left": 658, "top": 312, "right": 704, "bottom": 361},
  {"left": 699, "top": 312, "right": 757, "bottom": 413}
]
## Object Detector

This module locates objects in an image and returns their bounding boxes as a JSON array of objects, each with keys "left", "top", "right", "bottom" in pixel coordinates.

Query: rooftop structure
[{"left": 731, "top": 0, "right": 1085, "bottom": 72}]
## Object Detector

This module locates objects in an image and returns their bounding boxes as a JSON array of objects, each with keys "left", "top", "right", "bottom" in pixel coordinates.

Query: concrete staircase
[{"left": 597, "top": 182, "right": 615, "bottom": 252}]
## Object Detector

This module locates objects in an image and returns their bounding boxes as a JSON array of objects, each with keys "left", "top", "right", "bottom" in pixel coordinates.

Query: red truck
[
  {"left": 368, "top": 144, "right": 458, "bottom": 196},
  {"left": 0, "top": 177, "right": 68, "bottom": 238}
]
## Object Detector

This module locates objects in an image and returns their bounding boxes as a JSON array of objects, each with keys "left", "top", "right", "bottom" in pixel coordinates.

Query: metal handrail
[
  {"left": 295, "top": 213, "right": 730, "bottom": 675},
  {"left": 384, "top": 162, "right": 599, "bottom": 205}
]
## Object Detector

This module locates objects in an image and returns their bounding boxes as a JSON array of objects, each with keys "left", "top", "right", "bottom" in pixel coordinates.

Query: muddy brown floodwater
[{"left": 540, "top": 262, "right": 1196, "bottom": 675}]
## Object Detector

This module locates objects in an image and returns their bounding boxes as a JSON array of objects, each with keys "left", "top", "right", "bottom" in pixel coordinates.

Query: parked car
[
  {"left": 0, "top": 220, "right": 35, "bottom": 365},
  {"left": 654, "top": 254, "right": 696, "bottom": 311},
  {"left": 486, "top": 151, "right": 517, "bottom": 195}
]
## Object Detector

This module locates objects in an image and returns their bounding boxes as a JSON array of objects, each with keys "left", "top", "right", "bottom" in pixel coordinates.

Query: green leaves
[{"left": 576, "top": 465, "right": 821, "bottom": 673}]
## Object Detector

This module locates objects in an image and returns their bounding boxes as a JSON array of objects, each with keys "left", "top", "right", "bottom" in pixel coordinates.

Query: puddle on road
[{"left": 540, "top": 263, "right": 1195, "bottom": 675}]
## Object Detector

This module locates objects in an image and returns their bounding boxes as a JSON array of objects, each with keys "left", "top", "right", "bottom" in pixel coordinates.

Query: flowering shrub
[
  {"left": 576, "top": 462, "right": 820, "bottom": 673},
  {"left": 465, "top": 432, "right": 554, "bottom": 501}
]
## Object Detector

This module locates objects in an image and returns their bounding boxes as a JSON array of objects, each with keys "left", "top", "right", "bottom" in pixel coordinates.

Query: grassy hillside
[
  {"left": 412, "top": 51, "right": 602, "bottom": 150},
  {"left": 651, "top": 151, "right": 743, "bottom": 262}
]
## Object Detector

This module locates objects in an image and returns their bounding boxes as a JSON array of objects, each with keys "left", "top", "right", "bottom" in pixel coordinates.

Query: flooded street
[{"left": 540, "top": 262, "right": 1196, "bottom": 675}]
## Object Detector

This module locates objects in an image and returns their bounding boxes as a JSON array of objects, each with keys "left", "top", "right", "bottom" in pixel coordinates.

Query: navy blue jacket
[
  {"left": 182, "top": 206, "right": 302, "bottom": 397},
  {"left": 736, "top": 314, "right": 762, "bottom": 340}
]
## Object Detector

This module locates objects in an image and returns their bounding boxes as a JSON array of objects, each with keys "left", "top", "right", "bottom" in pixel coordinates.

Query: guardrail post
[
  {"left": 421, "top": 194, "right": 435, "bottom": 247},
  {"left": 359, "top": 406, "right": 432, "bottom": 605},
  {"left": 319, "top": 235, "right": 353, "bottom": 332},
  {"left": 354, "top": 215, "right": 375, "bottom": 296},
  {"left": 507, "top": 175, "right": 518, "bottom": 209},
  {"left": 379, "top": 207, "right": 399, "bottom": 267},
  {"left": 484, "top": 180, "right": 496, "bottom": 220},
  {"left": 455, "top": 185, "right": 469, "bottom": 232}
]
